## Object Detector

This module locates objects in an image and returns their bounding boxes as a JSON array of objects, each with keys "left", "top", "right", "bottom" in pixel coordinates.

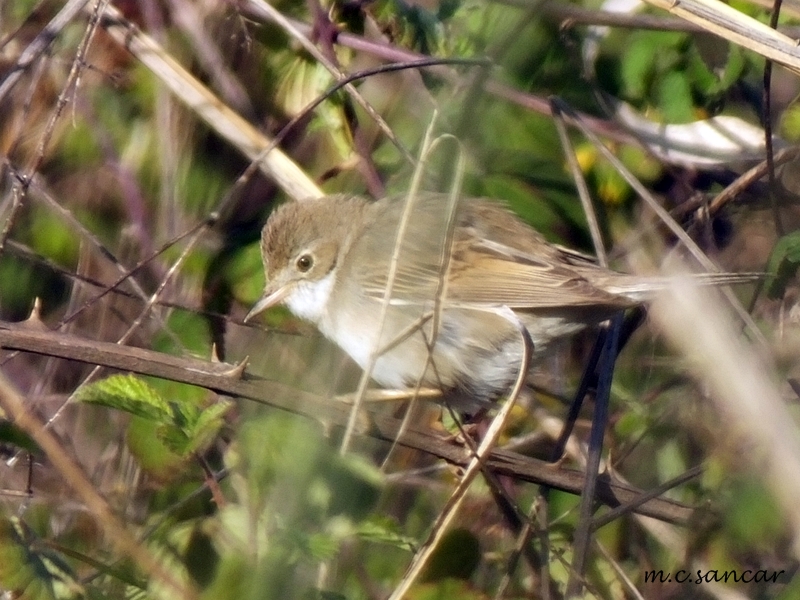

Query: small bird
[{"left": 245, "top": 193, "right": 754, "bottom": 407}]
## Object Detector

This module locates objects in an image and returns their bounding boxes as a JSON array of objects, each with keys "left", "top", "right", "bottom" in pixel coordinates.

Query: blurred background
[{"left": 1, "top": 0, "right": 799, "bottom": 598}]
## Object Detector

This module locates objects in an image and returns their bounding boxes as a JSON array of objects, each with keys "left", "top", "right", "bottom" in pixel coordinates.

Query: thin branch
[
  {"left": 0, "top": 0, "right": 92, "bottom": 103},
  {"left": 243, "top": 0, "right": 414, "bottom": 165},
  {"left": 566, "top": 314, "right": 622, "bottom": 596},
  {"left": 0, "top": 371, "right": 197, "bottom": 599},
  {"left": 642, "top": 0, "right": 800, "bottom": 74},
  {"left": 0, "top": 321, "right": 693, "bottom": 524},
  {"left": 388, "top": 312, "right": 533, "bottom": 600},
  {"left": 762, "top": 0, "right": 786, "bottom": 236},
  {"left": 98, "top": 3, "right": 322, "bottom": 201},
  {"left": 283, "top": 17, "right": 636, "bottom": 145}
]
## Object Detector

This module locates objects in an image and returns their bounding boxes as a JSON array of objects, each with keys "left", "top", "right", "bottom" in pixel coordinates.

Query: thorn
[
  {"left": 211, "top": 343, "right": 221, "bottom": 363},
  {"left": 546, "top": 454, "right": 568, "bottom": 469},
  {"left": 24, "top": 298, "right": 47, "bottom": 330},
  {"left": 220, "top": 356, "right": 249, "bottom": 379},
  {"left": 29, "top": 297, "right": 42, "bottom": 320}
]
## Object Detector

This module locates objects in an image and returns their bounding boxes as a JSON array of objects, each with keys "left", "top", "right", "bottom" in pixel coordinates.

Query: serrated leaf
[
  {"left": 156, "top": 423, "right": 193, "bottom": 456},
  {"left": 76, "top": 375, "right": 171, "bottom": 422},
  {"left": 187, "top": 400, "right": 232, "bottom": 454},
  {"left": 765, "top": 231, "right": 800, "bottom": 298},
  {"left": 156, "top": 400, "right": 231, "bottom": 457},
  {"left": 168, "top": 399, "right": 200, "bottom": 430}
]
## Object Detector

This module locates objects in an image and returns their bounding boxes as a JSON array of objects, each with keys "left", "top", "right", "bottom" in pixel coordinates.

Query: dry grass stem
[{"left": 99, "top": 4, "right": 321, "bottom": 201}]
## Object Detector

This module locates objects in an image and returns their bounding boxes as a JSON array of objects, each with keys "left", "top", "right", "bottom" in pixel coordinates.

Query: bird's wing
[
  {"left": 348, "top": 193, "right": 634, "bottom": 310},
  {"left": 444, "top": 238, "right": 635, "bottom": 309}
]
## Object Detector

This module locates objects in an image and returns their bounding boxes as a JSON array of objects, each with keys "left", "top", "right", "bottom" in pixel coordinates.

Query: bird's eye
[{"left": 296, "top": 254, "right": 313, "bottom": 272}]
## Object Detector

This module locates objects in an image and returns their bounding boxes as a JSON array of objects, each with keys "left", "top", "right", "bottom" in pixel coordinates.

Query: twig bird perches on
[{"left": 245, "top": 193, "right": 758, "bottom": 408}]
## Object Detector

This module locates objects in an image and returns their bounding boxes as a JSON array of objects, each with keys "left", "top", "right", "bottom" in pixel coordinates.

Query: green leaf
[
  {"left": 0, "top": 419, "right": 41, "bottom": 455},
  {"left": 765, "top": 231, "right": 800, "bottom": 298},
  {"left": 357, "top": 516, "right": 416, "bottom": 552},
  {"left": 685, "top": 47, "right": 720, "bottom": 96},
  {"left": 0, "top": 517, "right": 84, "bottom": 600},
  {"left": 187, "top": 400, "right": 233, "bottom": 454},
  {"left": 126, "top": 416, "right": 186, "bottom": 478},
  {"left": 77, "top": 376, "right": 229, "bottom": 458},
  {"left": 686, "top": 43, "right": 745, "bottom": 98},
  {"left": 621, "top": 35, "right": 658, "bottom": 99},
  {"left": 594, "top": 156, "right": 631, "bottom": 206},
  {"left": 723, "top": 477, "right": 784, "bottom": 550},
  {"left": 168, "top": 398, "right": 201, "bottom": 430},
  {"left": 156, "top": 400, "right": 231, "bottom": 456},
  {"left": 75, "top": 375, "right": 171, "bottom": 422},
  {"left": 780, "top": 104, "right": 800, "bottom": 141},
  {"left": 657, "top": 70, "right": 696, "bottom": 123},
  {"left": 306, "top": 532, "right": 339, "bottom": 561},
  {"left": 326, "top": 453, "right": 384, "bottom": 519},
  {"left": 419, "top": 528, "right": 481, "bottom": 582},
  {"left": 156, "top": 422, "right": 193, "bottom": 456},
  {"left": 30, "top": 210, "right": 79, "bottom": 270},
  {"left": 718, "top": 44, "right": 745, "bottom": 91},
  {"left": 619, "top": 143, "right": 663, "bottom": 184},
  {"left": 228, "top": 243, "right": 266, "bottom": 307},
  {"left": 152, "top": 310, "right": 211, "bottom": 357}
]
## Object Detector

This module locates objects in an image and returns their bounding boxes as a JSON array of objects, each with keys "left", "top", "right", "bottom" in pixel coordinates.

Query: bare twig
[
  {"left": 762, "top": 0, "right": 786, "bottom": 236},
  {"left": 0, "top": 371, "right": 197, "bottom": 599},
  {"left": 0, "top": 0, "right": 92, "bottom": 103},
  {"left": 0, "top": 321, "right": 693, "bottom": 524},
  {"left": 552, "top": 99, "right": 607, "bottom": 267},
  {"left": 339, "top": 117, "right": 437, "bottom": 454},
  {"left": 98, "top": 4, "right": 321, "bottom": 201},
  {"left": 642, "top": 0, "right": 800, "bottom": 74},
  {"left": 566, "top": 315, "right": 622, "bottom": 596},
  {"left": 645, "top": 263, "right": 800, "bottom": 560},
  {"left": 388, "top": 313, "right": 533, "bottom": 600},
  {"left": 284, "top": 17, "right": 636, "bottom": 145},
  {"left": 242, "top": 0, "right": 414, "bottom": 165}
]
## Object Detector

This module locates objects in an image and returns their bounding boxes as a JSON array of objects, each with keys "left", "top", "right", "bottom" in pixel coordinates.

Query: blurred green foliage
[{"left": 765, "top": 231, "right": 800, "bottom": 299}]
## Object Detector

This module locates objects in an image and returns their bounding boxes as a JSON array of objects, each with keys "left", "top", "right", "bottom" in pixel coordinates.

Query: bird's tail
[{"left": 603, "top": 272, "right": 762, "bottom": 302}]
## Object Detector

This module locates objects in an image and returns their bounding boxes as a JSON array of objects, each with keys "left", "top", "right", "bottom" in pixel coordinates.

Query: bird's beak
[{"left": 244, "top": 283, "right": 291, "bottom": 323}]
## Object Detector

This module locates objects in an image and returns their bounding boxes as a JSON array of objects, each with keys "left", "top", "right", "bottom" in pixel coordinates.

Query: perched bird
[{"left": 245, "top": 193, "right": 753, "bottom": 407}]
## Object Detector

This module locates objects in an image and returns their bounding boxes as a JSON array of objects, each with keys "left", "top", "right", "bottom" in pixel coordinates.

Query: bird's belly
[
  {"left": 319, "top": 303, "right": 532, "bottom": 403},
  {"left": 319, "top": 310, "right": 442, "bottom": 390}
]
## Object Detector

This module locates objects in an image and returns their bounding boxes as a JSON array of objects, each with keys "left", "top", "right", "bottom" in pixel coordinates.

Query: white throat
[{"left": 284, "top": 272, "right": 336, "bottom": 323}]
